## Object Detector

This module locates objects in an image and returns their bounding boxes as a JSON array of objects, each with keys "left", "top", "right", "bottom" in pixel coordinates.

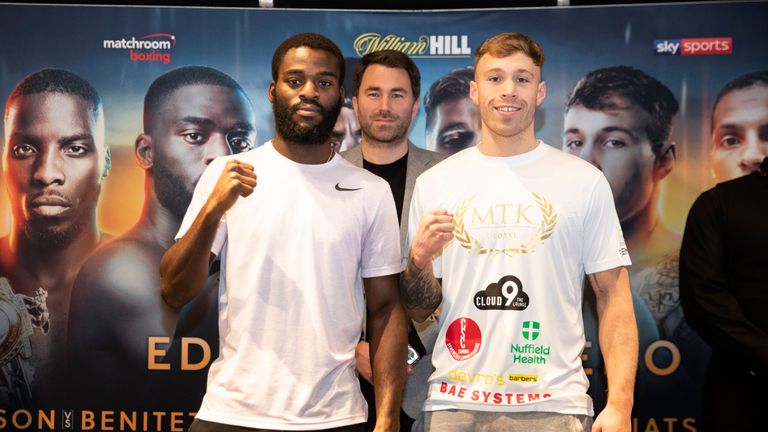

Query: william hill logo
[
  {"left": 353, "top": 33, "right": 470, "bottom": 58},
  {"left": 103, "top": 33, "right": 176, "bottom": 64}
]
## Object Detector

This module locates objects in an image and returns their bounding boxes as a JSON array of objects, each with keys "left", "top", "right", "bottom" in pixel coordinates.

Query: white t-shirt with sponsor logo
[
  {"left": 407, "top": 142, "right": 630, "bottom": 416},
  {"left": 176, "top": 141, "right": 401, "bottom": 430}
]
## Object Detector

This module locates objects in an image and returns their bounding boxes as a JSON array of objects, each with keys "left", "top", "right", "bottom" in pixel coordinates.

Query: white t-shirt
[
  {"left": 407, "top": 142, "right": 630, "bottom": 416},
  {"left": 176, "top": 141, "right": 402, "bottom": 430}
]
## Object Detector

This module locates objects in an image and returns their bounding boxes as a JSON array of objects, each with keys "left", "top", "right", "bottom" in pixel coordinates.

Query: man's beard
[
  {"left": 24, "top": 216, "right": 88, "bottom": 250},
  {"left": 273, "top": 96, "right": 342, "bottom": 146},
  {"left": 360, "top": 110, "right": 410, "bottom": 147},
  {"left": 153, "top": 159, "right": 194, "bottom": 221}
]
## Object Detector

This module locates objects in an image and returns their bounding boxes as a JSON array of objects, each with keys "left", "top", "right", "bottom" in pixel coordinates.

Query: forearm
[
  {"left": 368, "top": 296, "right": 408, "bottom": 431},
  {"left": 400, "top": 256, "right": 442, "bottom": 322},
  {"left": 591, "top": 270, "right": 638, "bottom": 414},
  {"left": 160, "top": 201, "right": 223, "bottom": 308}
]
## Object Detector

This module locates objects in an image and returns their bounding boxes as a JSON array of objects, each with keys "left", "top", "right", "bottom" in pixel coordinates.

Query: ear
[
  {"left": 536, "top": 80, "right": 547, "bottom": 107},
  {"left": 135, "top": 133, "right": 153, "bottom": 170},
  {"left": 352, "top": 95, "right": 359, "bottom": 115},
  {"left": 469, "top": 80, "right": 479, "bottom": 105},
  {"left": 268, "top": 81, "right": 276, "bottom": 103},
  {"left": 653, "top": 141, "right": 675, "bottom": 181},
  {"left": 411, "top": 97, "right": 420, "bottom": 122},
  {"left": 102, "top": 145, "right": 112, "bottom": 179},
  {"left": 339, "top": 85, "right": 345, "bottom": 101}
]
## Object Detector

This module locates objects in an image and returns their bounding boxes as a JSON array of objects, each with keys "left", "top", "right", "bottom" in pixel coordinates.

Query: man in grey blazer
[{"left": 341, "top": 49, "right": 446, "bottom": 432}]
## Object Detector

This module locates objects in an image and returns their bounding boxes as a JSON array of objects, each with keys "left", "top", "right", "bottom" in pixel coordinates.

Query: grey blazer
[{"left": 341, "top": 142, "right": 447, "bottom": 424}]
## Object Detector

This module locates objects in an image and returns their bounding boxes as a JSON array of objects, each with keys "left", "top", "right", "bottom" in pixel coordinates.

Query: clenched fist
[{"left": 410, "top": 208, "right": 454, "bottom": 269}]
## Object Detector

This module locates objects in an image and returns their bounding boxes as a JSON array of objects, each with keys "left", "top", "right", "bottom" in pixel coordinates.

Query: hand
[
  {"left": 411, "top": 209, "right": 454, "bottom": 268},
  {"left": 355, "top": 341, "right": 413, "bottom": 384},
  {"left": 207, "top": 159, "right": 257, "bottom": 216},
  {"left": 355, "top": 341, "right": 373, "bottom": 384},
  {"left": 593, "top": 404, "right": 630, "bottom": 432}
]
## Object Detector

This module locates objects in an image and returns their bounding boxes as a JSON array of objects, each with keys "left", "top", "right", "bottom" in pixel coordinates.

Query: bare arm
[
  {"left": 400, "top": 209, "right": 453, "bottom": 322},
  {"left": 364, "top": 273, "right": 408, "bottom": 432},
  {"left": 159, "top": 160, "right": 256, "bottom": 308},
  {"left": 590, "top": 266, "right": 637, "bottom": 432}
]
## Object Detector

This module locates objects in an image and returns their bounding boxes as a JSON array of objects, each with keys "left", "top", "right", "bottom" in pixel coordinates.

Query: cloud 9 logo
[
  {"left": 474, "top": 275, "right": 529, "bottom": 310},
  {"left": 103, "top": 33, "right": 176, "bottom": 64},
  {"left": 654, "top": 37, "right": 732, "bottom": 56},
  {"left": 445, "top": 317, "right": 482, "bottom": 361}
]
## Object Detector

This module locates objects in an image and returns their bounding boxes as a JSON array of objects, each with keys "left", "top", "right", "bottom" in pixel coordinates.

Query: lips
[
  {"left": 28, "top": 194, "right": 71, "bottom": 217},
  {"left": 495, "top": 105, "right": 522, "bottom": 113},
  {"left": 294, "top": 103, "right": 321, "bottom": 116}
]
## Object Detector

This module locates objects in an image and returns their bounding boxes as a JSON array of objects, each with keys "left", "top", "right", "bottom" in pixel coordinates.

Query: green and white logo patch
[{"left": 522, "top": 321, "right": 540, "bottom": 341}]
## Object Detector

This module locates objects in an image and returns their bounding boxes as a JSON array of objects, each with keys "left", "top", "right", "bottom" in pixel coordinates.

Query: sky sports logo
[{"left": 654, "top": 37, "right": 732, "bottom": 56}]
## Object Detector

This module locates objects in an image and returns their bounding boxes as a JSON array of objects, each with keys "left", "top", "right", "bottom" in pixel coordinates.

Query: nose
[
  {"left": 502, "top": 79, "right": 517, "bottom": 99},
  {"left": 738, "top": 133, "right": 768, "bottom": 173},
  {"left": 203, "top": 134, "right": 231, "bottom": 165},
  {"left": 32, "top": 145, "right": 64, "bottom": 186},
  {"left": 299, "top": 81, "right": 319, "bottom": 101},
  {"left": 578, "top": 142, "right": 601, "bottom": 170}
]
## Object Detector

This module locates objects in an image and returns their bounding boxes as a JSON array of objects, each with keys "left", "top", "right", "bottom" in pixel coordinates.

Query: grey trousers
[{"left": 420, "top": 410, "right": 592, "bottom": 432}]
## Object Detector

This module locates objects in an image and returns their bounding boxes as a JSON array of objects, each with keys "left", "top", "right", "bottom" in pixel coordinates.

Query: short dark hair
[
  {"left": 271, "top": 33, "right": 345, "bottom": 85},
  {"left": 474, "top": 32, "right": 545, "bottom": 69},
  {"left": 143, "top": 66, "right": 248, "bottom": 134},
  {"left": 712, "top": 70, "right": 768, "bottom": 130},
  {"left": 5, "top": 68, "right": 101, "bottom": 123},
  {"left": 424, "top": 67, "right": 473, "bottom": 131},
  {"left": 565, "top": 66, "right": 678, "bottom": 155},
  {"left": 352, "top": 49, "right": 420, "bottom": 98}
]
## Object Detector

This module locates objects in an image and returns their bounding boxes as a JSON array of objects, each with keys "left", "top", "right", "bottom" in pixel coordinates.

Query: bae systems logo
[
  {"left": 353, "top": 33, "right": 470, "bottom": 58},
  {"left": 445, "top": 317, "right": 482, "bottom": 361},
  {"left": 103, "top": 33, "right": 176, "bottom": 64},
  {"left": 654, "top": 37, "right": 732, "bottom": 56}
]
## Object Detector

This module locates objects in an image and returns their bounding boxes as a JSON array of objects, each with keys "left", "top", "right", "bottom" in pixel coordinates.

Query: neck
[
  {"left": 478, "top": 123, "right": 538, "bottom": 157},
  {"left": 272, "top": 135, "right": 333, "bottom": 164},
  {"left": 360, "top": 136, "right": 409, "bottom": 164},
  {"left": 7, "top": 220, "right": 101, "bottom": 294},
  {"left": 621, "top": 196, "right": 659, "bottom": 252},
  {"left": 136, "top": 176, "right": 184, "bottom": 250}
]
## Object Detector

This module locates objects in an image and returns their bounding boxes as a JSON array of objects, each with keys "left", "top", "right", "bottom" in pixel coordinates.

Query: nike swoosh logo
[{"left": 335, "top": 182, "right": 362, "bottom": 192}]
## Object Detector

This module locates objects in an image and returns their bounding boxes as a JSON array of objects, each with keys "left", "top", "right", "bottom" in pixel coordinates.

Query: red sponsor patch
[
  {"left": 445, "top": 317, "right": 482, "bottom": 361},
  {"left": 680, "top": 37, "right": 732, "bottom": 56}
]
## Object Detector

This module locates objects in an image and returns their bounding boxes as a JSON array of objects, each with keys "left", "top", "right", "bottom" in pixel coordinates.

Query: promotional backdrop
[{"left": 1, "top": 2, "right": 767, "bottom": 431}]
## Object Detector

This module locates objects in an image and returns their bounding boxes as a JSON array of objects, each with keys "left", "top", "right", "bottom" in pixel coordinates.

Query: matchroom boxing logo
[{"left": 103, "top": 33, "right": 176, "bottom": 64}]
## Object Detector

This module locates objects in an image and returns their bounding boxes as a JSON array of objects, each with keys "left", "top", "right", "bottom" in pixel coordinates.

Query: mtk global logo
[
  {"left": 474, "top": 275, "right": 529, "bottom": 311},
  {"left": 445, "top": 317, "right": 482, "bottom": 361},
  {"left": 654, "top": 37, "right": 732, "bottom": 56},
  {"left": 103, "top": 33, "right": 176, "bottom": 64}
]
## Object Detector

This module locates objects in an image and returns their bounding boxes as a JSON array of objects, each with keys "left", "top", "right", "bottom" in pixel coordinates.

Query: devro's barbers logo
[
  {"left": 474, "top": 275, "right": 529, "bottom": 311},
  {"left": 103, "top": 33, "right": 176, "bottom": 64},
  {"left": 445, "top": 317, "right": 482, "bottom": 361},
  {"left": 353, "top": 33, "right": 470, "bottom": 58}
]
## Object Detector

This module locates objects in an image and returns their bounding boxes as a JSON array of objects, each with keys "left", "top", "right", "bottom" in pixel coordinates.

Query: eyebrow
[
  {"left": 364, "top": 86, "right": 407, "bottom": 93},
  {"left": 483, "top": 67, "right": 534, "bottom": 75},
  {"left": 8, "top": 131, "right": 93, "bottom": 146},
  {"left": 175, "top": 116, "right": 217, "bottom": 129},
  {"left": 562, "top": 126, "right": 638, "bottom": 139},
  {"left": 228, "top": 122, "right": 256, "bottom": 133},
  {"left": 713, "top": 124, "right": 743, "bottom": 134},
  {"left": 283, "top": 69, "right": 339, "bottom": 79}
]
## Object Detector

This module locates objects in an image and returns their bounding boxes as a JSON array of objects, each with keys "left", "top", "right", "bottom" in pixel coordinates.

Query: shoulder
[
  {"left": 72, "top": 235, "right": 161, "bottom": 305},
  {"left": 408, "top": 143, "right": 447, "bottom": 167},
  {"left": 414, "top": 146, "right": 473, "bottom": 186},
  {"left": 340, "top": 145, "right": 363, "bottom": 166}
]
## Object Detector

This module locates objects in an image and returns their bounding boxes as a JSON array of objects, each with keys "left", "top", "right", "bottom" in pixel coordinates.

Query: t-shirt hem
[
  {"left": 361, "top": 263, "right": 402, "bottom": 279},
  {"left": 196, "top": 411, "right": 367, "bottom": 431},
  {"left": 423, "top": 400, "right": 592, "bottom": 416},
  {"left": 584, "top": 256, "right": 632, "bottom": 275}
]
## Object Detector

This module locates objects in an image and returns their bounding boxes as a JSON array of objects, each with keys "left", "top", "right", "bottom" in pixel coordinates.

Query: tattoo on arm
[{"left": 400, "top": 257, "right": 442, "bottom": 313}]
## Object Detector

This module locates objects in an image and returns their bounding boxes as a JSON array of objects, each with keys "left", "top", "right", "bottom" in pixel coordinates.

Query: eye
[
  {"left": 12, "top": 144, "right": 37, "bottom": 159},
  {"left": 287, "top": 78, "right": 302, "bottom": 88},
  {"left": 318, "top": 80, "right": 334, "bottom": 88},
  {"left": 603, "top": 139, "right": 626, "bottom": 149},
  {"left": 182, "top": 131, "right": 207, "bottom": 145},
  {"left": 366, "top": 91, "right": 380, "bottom": 99},
  {"left": 392, "top": 93, "right": 405, "bottom": 100},
  {"left": 227, "top": 133, "right": 254, "bottom": 153},
  {"left": 439, "top": 129, "right": 475, "bottom": 151},
  {"left": 564, "top": 139, "right": 583, "bottom": 150},
  {"left": 516, "top": 77, "right": 531, "bottom": 84},
  {"left": 488, "top": 75, "right": 501, "bottom": 83},
  {"left": 63, "top": 144, "right": 89, "bottom": 156},
  {"left": 719, "top": 135, "right": 741, "bottom": 148}
]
